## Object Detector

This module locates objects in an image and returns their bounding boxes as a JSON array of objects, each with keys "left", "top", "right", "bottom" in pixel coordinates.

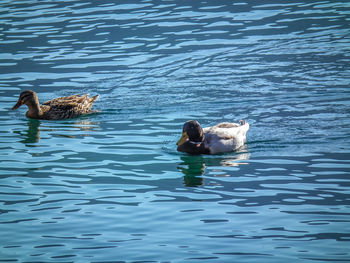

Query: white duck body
[{"left": 203, "top": 121, "right": 249, "bottom": 154}]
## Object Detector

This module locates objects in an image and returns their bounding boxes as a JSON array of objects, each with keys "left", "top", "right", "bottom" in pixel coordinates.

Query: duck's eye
[{"left": 20, "top": 94, "right": 32, "bottom": 104}]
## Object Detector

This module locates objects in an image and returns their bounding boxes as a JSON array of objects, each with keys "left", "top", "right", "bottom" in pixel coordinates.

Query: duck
[
  {"left": 12, "top": 90, "right": 99, "bottom": 120},
  {"left": 177, "top": 120, "right": 249, "bottom": 155}
]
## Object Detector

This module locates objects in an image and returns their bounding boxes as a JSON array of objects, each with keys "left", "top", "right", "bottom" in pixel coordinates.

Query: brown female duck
[{"left": 12, "top": 90, "right": 99, "bottom": 120}]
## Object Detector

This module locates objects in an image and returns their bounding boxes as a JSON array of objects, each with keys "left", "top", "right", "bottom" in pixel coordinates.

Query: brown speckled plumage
[{"left": 12, "top": 90, "right": 99, "bottom": 120}]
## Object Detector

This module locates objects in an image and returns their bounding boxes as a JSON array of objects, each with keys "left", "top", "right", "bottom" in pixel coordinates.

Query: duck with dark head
[
  {"left": 177, "top": 120, "right": 249, "bottom": 155},
  {"left": 176, "top": 120, "right": 210, "bottom": 155}
]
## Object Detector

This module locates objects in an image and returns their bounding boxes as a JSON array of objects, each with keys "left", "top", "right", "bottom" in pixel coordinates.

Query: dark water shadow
[
  {"left": 178, "top": 155, "right": 206, "bottom": 187},
  {"left": 20, "top": 119, "right": 41, "bottom": 145},
  {"left": 15, "top": 117, "right": 100, "bottom": 145},
  {"left": 178, "top": 148, "right": 251, "bottom": 187}
]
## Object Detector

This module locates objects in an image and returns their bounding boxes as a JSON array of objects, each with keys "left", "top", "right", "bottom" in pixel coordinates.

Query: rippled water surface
[{"left": 1, "top": 1, "right": 350, "bottom": 262}]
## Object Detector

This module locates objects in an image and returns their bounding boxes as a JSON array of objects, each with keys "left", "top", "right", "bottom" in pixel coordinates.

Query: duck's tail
[
  {"left": 90, "top": 94, "right": 99, "bottom": 103},
  {"left": 239, "top": 120, "right": 250, "bottom": 135}
]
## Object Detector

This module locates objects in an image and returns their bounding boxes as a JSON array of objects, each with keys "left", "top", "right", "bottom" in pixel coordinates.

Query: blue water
[{"left": 1, "top": 1, "right": 350, "bottom": 262}]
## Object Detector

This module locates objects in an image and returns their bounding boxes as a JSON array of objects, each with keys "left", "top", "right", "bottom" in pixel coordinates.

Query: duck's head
[
  {"left": 12, "top": 90, "right": 38, "bottom": 110},
  {"left": 177, "top": 120, "right": 205, "bottom": 146}
]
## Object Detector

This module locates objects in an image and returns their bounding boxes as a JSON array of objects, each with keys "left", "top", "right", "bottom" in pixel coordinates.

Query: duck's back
[
  {"left": 204, "top": 121, "right": 249, "bottom": 154},
  {"left": 41, "top": 94, "right": 99, "bottom": 120}
]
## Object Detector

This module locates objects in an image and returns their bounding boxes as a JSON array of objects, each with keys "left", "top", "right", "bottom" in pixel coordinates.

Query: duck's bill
[
  {"left": 176, "top": 132, "right": 189, "bottom": 146},
  {"left": 12, "top": 100, "right": 23, "bottom": 110}
]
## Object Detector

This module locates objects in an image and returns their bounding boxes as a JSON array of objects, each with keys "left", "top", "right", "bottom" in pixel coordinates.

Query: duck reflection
[
  {"left": 178, "top": 155, "right": 206, "bottom": 187},
  {"left": 21, "top": 119, "right": 41, "bottom": 144},
  {"left": 18, "top": 118, "right": 99, "bottom": 144},
  {"left": 178, "top": 148, "right": 250, "bottom": 187},
  {"left": 219, "top": 152, "right": 250, "bottom": 168},
  {"left": 54, "top": 119, "right": 100, "bottom": 139}
]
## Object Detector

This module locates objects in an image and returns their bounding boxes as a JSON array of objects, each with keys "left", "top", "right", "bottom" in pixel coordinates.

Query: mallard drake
[
  {"left": 177, "top": 120, "right": 249, "bottom": 155},
  {"left": 12, "top": 90, "right": 99, "bottom": 120}
]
